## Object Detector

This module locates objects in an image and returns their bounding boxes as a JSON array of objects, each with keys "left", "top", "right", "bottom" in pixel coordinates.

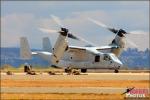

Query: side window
[
  {"left": 104, "top": 55, "right": 110, "bottom": 61},
  {"left": 95, "top": 55, "right": 100, "bottom": 62}
]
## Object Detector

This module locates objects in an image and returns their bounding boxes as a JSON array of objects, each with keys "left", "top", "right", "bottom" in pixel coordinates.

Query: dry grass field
[
  {"left": 1, "top": 77, "right": 149, "bottom": 100},
  {"left": 1, "top": 93, "right": 124, "bottom": 100},
  {"left": 1, "top": 67, "right": 149, "bottom": 100},
  {"left": 1, "top": 79, "right": 149, "bottom": 88}
]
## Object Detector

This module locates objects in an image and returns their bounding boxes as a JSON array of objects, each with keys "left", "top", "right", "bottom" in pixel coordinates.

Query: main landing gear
[
  {"left": 65, "top": 67, "right": 87, "bottom": 74},
  {"left": 65, "top": 67, "right": 72, "bottom": 73},
  {"left": 81, "top": 69, "right": 87, "bottom": 73},
  {"left": 65, "top": 67, "right": 80, "bottom": 75}
]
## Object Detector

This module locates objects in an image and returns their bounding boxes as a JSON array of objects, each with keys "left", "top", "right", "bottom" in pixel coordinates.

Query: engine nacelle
[{"left": 51, "top": 33, "right": 68, "bottom": 65}]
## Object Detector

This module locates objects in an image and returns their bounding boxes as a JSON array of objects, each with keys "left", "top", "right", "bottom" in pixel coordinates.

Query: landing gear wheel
[
  {"left": 114, "top": 69, "right": 119, "bottom": 73},
  {"left": 81, "top": 69, "right": 87, "bottom": 73},
  {"left": 65, "top": 69, "right": 68, "bottom": 73},
  {"left": 65, "top": 67, "right": 72, "bottom": 74}
]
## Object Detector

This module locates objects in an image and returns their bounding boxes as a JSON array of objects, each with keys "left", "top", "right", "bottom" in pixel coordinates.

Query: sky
[{"left": 1, "top": 1, "right": 149, "bottom": 51}]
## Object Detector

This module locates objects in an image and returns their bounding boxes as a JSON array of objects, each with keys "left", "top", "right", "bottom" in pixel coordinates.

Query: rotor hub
[
  {"left": 60, "top": 28, "right": 69, "bottom": 36},
  {"left": 117, "top": 29, "right": 127, "bottom": 37}
]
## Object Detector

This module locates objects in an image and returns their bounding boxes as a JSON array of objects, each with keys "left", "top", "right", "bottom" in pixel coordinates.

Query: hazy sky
[{"left": 1, "top": 1, "right": 149, "bottom": 51}]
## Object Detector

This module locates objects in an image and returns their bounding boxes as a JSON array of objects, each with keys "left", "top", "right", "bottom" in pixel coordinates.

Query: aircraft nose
[{"left": 115, "top": 60, "right": 123, "bottom": 68}]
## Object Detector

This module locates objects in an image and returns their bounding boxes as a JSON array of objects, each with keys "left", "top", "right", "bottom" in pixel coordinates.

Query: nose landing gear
[
  {"left": 114, "top": 69, "right": 119, "bottom": 73},
  {"left": 114, "top": 66, "right": 120, "bottom": 73}
]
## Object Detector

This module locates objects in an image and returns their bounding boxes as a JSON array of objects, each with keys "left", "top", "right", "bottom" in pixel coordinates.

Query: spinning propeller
[
  {"left": 87, "top": 18, "right": 146, "bottom": 47},
  {"left": 39, "top": 15, "right": 80, "bottom": 40},
  {"left": 88, "top": 18, "right": 145, "bottom": 35},
  {"left": 39, "top": 15, "right": 95, "bottom": 46}
]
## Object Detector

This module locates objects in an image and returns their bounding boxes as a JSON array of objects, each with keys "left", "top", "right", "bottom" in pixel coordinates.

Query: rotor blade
[
  {"left": 87, "top": 18, "right": 118, "bottom": 34},
  {"left": 68, "top": 33, "right": 80, "bottom": 40},
  {"left": 127, "top": 30, "right": 148, "bottom": 35},
  {"left": 80, "top": 38, "right": 97, "bottom": 46},
  {"left": 87, "top": 18, "right": 107, "bottom": 28},
  {"left": 39, "top": 28, "right": 82, "bottom": 41},
  {"left": 73, "top": 34, "right": 97, "bottom": 46},
  {"left": 108, "top": 28, "right": 119, "bottom": 34},
  {"left": 68, "top": 32, "right": 96, "bottom": 46},
  {"left": 51, "top": 15, "right": 64, "bottom": 27},
  {"left": 126, "top": 38, "right": 138, "bottom": 48},
  {"left": 79, "top": 38, "right": 97, "bottom": 46},
  {"left": 39, "top": 28, "right": 58, "bottom": 33}
]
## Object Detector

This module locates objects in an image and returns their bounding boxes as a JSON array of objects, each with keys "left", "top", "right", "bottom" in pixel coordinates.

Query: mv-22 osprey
[{"left": 20, "top": 15, "right": 139, "bottom": 73}]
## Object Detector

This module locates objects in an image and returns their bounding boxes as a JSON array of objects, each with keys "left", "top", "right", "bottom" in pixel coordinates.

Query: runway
[{"left": 1, "top": 72, "right": 149, "bottom": 80}]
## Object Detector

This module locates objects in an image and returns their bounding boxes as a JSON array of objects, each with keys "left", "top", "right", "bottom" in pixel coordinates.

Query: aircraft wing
[
  {"left": 68, "top": 46, "right": 100, "bottom": 55},
  {"left": 66, "top": 45, "right": 118, "bottom": 61},
  {"left": 68, "top": 45, "right": 118, "bottom": 53},
  {"left": 68, "top": 46, "right": 87, "bottom": 51},
  {"left": 95, "top": 45, "right": 119, "bottom": 50},
  {"left": 32, "top": 52, "right": 38, "bottom": 55}
]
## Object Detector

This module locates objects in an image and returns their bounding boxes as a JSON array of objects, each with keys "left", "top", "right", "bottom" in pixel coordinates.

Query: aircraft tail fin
[
  {"left": 20, "top": 37, "right": 32, "bottom": 59},
  {"left": 42, "top": 37, "right": 52, "bottom": 52}
]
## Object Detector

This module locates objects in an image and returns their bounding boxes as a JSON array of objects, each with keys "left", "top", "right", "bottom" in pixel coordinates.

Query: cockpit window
[
  {"left": 104, "top": 54, "right": 111, "bottom": 61},
  {"left": 110, "top": 54, "right": 118, "bottom": 61}
]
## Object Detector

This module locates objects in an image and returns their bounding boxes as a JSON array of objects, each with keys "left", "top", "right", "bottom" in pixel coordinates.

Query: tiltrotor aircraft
[{"left": 20, "top": 15, "right": 142, "bottom": 73}]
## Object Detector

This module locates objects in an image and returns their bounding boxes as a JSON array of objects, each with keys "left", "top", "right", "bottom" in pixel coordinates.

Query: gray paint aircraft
[{"left": 20, "top": 15, "right": 141, "bottom": 73}]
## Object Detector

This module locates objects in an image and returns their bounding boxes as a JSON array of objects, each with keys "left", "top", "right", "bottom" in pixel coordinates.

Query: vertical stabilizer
[
  {"left": 42, "top": 37, "right": 52, "bottom": 52},
  {"left": 20, "top": 37, "right": 32, "bottom": 59}
]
